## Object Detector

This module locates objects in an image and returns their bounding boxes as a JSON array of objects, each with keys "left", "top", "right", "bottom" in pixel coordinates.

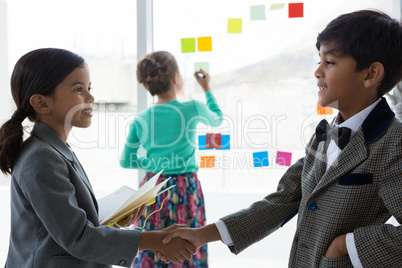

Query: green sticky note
[
  {"left": 270, "top": 3, "right": 286, "bottom": 10},
  {"left": 181, "top": 38, "right": 196, "bottom": 53},
  {"left": 195, "top": 62, "right": 209, "bottom": 73},
  {"left": 228, "top": 18, "right": 242, "bottom": 33},
  {"left": 250, "top": 5, "right": 266, "bottom": 21}
]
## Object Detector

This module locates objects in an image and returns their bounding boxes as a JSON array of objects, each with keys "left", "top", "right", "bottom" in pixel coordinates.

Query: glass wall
[{"left": 153, "top": 0, "right": 399, "bottom": 193}]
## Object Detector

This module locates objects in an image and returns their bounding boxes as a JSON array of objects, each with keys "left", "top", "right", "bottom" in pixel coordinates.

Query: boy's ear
[
  {"left": 30, "top": 94, "right": 52, "bottom": 114},
  {"left": 363, "top": 62, "right": 384, "bottom": 88}
]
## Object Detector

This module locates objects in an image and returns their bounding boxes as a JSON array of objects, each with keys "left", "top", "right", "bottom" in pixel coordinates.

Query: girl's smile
[{"left": 42, "top": 63, "right": 94, "bottom": 141}]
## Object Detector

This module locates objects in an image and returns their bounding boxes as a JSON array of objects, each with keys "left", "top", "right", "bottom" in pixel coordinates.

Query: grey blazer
[{"left": 6, "top": 122, "right": 140, "bottom": 267}]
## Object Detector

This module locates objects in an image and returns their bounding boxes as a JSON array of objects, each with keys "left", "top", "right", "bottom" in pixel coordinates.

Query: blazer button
[
  {"left": 119, "top": 260, "right": 127, "bottom": 266},
  {"left": 307, "top": 201, "right": 317, "bottom": 211}
]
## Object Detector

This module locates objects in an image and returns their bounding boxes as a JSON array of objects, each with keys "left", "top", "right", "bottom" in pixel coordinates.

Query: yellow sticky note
[
  {"left": 228, "top": 18, "right": 242, "bottom": 33},
  {"left": 200, "top": 156, "right": 215, "bottom": 168},
  {"left": 270, "top": 3, "right": 286, "bottom": 10},
  {"left": 317, "top": 103, "right": 333, "bottom": 115},
  {"left": 198, "top": 36, "right": 212, "bottom": 51}
]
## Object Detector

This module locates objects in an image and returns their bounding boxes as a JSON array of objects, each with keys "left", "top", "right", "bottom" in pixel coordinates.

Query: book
[{"left": 98, "top": 170, "right": 174, "bottom": 226}]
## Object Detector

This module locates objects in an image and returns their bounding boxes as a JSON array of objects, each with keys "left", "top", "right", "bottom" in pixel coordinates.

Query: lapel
[
  {"left": 313, "top": 140, "right": 329, "bottom": 185},
  {"left": 310, "top": 97, "right": 395, "bottom": 197},
  {"left": 31, "top": 122, "right": 96, "bottom": 199}
]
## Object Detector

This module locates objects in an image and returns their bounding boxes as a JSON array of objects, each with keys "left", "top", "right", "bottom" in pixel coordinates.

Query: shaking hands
[{"left": 156, "top": 223, "right": 222, "bottom": 263}]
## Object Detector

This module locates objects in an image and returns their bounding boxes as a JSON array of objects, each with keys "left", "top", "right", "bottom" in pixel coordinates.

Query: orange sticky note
[
  {"left": 289, "top": 3, "right": 303, "bottom": 18},
  {"left": 317, "top": 103, "right": 333, "bottom": 115},
  {"left": 200, "top": 156, "right": 215, "bottom": 168},
  {"left": 198, "top": 36, "right": 212, "bottom": 51}
]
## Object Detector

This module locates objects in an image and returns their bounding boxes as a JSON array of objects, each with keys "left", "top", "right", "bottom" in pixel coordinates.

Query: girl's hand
[
  {"left": 194, "top": 69, "right": 211, "bottom": 92},
  {"left": 114, "top": 203, "right": 147, "bottom": 228}
]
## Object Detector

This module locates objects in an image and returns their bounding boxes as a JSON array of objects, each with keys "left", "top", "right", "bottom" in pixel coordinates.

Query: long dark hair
[{"left": 0, "top": 48, "right": 85, "bottom": 175}]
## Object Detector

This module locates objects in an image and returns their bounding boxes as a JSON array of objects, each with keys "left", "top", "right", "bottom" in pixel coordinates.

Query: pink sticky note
[{"left": 276, "top": 151, "right": 292, "bottom": 166}]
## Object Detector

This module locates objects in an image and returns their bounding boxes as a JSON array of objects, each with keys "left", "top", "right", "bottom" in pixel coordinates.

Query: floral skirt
[{"left": 132, "top": 172, "right": 208, "bottom": 268}]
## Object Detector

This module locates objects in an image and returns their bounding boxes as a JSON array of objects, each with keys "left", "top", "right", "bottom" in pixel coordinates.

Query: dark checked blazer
[
  {"left": 221, "top": 97, "right": 402, "bottom": 267},
  {"left": 6, "top": 122, "right": 139, "bottom": 268}
]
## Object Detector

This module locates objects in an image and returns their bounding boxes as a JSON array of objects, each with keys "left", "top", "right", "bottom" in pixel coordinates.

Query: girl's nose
[{"left": 87, "top": 91, "right": 95, "bottom": 104}]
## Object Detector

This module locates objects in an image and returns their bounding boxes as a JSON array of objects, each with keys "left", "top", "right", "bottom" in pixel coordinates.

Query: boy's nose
[{"left": 314, "top": 65, "right": 323, "bottom": 78}]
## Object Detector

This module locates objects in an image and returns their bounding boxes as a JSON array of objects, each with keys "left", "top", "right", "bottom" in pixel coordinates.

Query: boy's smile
[{"left": 314, "top": 44, "right": 376, "bottom": 120}]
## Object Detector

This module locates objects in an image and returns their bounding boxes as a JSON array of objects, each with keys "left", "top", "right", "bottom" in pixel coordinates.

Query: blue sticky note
[
  {"left": 216, "top": 135, "right": 230, "bottom": 150},
  {"left": 198, "top": 135, "right": 211, "bottom": 150},
  {"left": 199, "top": 134, "right": 230, "bottom": 150},
  {"left": 253, "top": 151, "right": 269, "bottom": 167}
]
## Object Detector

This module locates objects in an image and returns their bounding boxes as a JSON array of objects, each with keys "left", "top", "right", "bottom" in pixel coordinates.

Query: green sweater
[{"left": 120, "top": 92, "right": 223, "bottom": 174}]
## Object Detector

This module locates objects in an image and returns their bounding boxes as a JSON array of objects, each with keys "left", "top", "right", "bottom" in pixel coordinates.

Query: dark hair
[
  {"left": 0, "top": 48, "right": 85, "bottom": 175},
  {"left": 316, "top": 10, "right": 402, "bottom": 97},
  {"left": 136, "top": 51, "right": 179, "bottom": 96}
]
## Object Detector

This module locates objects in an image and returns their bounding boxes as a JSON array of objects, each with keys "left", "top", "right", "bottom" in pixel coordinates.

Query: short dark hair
[
  {"left": 136, "top": 51, "right": 179, "bottom": 96},
  {"left": 316, "top": 10, "right": 402, "bottom": 97}
]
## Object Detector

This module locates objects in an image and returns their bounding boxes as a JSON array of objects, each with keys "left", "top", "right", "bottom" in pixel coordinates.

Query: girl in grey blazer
[{"left": 0, "top": 48, "right": 196, "bottom": 267}]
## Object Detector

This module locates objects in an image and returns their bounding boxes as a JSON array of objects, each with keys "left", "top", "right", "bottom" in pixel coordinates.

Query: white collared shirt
[
  {"left": 326, "top": 98, "right": 381, "bottom": 170},
  {"left": 215, "top": 99, "right": 382, "bottom": 268}
]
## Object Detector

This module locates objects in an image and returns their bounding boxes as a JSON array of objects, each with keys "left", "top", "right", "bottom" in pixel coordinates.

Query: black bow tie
[{"left": 316, "top": 119, "right": 351, "bottom": 150}]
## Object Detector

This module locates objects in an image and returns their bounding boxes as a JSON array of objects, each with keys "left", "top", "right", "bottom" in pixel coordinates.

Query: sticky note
[
  {"left": 276, "top": 151, "right": 292, "bottom": 166},
  {"left": 270, "top": 3, "right": 286, "bottom": 10},
  {"left": 200, "top": 156, "right": 215, "bottom": 168},
  {"left": 181, "top": 38, "right": 196, "bottom": 53},
  {"left": 206, "top": 133, "right": 221, "bottom": 149},
  {"left": 250, "top": 5, "right": 266, "bottom": 21},
  {"left": 289, "top": 3, "right": 303, "bottom": 18},
  {"left": 317, "top": 103, "right": 333, "bottom": 115},
  {"left": 228, "top": 19, "right": 242, "bottom": 33},
  {"left": 216, "top": 135, "right": 230, "bottom": 150},
  {"left": 198, "top": 36, "right": 212, "bottom": 52},
  {"left": 195, "top": 62, "right": 209, "bottom": 73},
  {"left": 253, "top": 151, "right": 269, "bottom": 167},
  {"left": 198, "top": 135, "right": 208, "bottom": 150}
]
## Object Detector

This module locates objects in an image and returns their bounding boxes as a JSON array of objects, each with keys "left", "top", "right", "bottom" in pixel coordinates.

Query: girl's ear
[
  {"left": 363, "top": 62, "right": 384, "bottom": 88},
  {"left": 30, "top": 94, "right": 51, "bottom": 114},
  {"left": 172, "top": 73, "right": 178, "bottom": 84}
]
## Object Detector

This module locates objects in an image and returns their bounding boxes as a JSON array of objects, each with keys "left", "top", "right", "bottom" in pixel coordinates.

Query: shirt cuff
[
  {"left": 215, "top": 220, "right": 234, "bottom": 246},
  {"left": 346, "top": 232, "right": 363, "bottom": 268}
]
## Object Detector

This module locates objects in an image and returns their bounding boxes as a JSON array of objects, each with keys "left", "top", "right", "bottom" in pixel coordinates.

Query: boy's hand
[
  {"left": 162, "top": 227, "right": 204, "bottom": 248},
  {"left": 139, "top": 227, "right": 196, "bottom": 263},
  {"left": 158, "top": 237, "right": 196, "bottom": 263},
  {"left": 325, "top": 234, "right": 348, "bottom": 258}
]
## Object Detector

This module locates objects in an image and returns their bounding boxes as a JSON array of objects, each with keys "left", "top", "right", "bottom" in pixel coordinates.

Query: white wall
[{"left": 0, "top": 0, "right": 12, "bottom": 187}]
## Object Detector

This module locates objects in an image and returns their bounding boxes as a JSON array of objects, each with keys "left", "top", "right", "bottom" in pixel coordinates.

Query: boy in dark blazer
[{"left": 161, "top": 10, "right": 402, "bottom": 267}]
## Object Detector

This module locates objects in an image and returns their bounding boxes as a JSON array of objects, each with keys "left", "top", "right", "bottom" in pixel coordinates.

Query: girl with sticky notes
[{"left": 120, "top": 51, "right": 223, "bottom": 268}]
